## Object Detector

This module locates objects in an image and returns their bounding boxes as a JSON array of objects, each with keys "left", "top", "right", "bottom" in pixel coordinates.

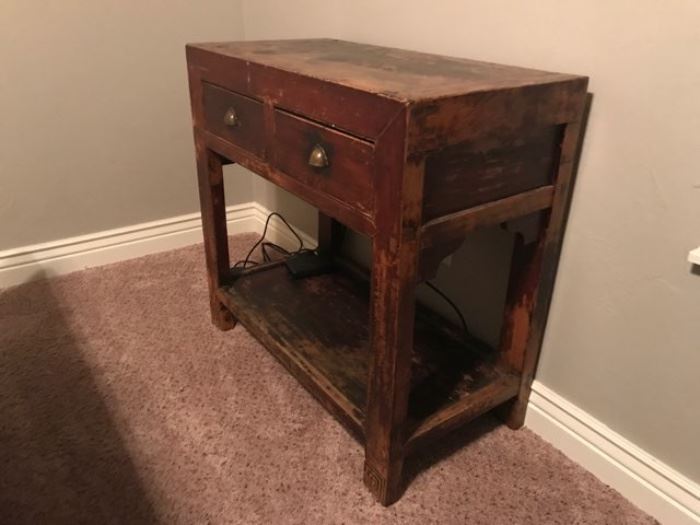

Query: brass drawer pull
[
  {"left": 223, "top": 107, "right": 239, "bottom": 127},
  {"left": 308, "top": 144, "right": 329, "bottom": 168}
]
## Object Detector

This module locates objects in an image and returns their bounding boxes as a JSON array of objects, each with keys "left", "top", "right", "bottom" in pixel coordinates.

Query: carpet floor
[{"left": 0, "top": 234, "right": 656, "bottom": 524}]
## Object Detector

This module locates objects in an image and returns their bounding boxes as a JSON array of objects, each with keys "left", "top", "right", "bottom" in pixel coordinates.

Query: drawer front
[
  {"left": 202, "top": 83, "right": 265, "bottom": 158},
  {"left": 273, "top": 110, "right": 374, "bottom": 213}
]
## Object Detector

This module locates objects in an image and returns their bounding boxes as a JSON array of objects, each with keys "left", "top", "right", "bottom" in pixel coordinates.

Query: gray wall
[
  {"left": 0, "top": 1, "right": 253, "bottom": 249},
  {"left": 241, "top": 0, "right": 700, "bottom": 481}
]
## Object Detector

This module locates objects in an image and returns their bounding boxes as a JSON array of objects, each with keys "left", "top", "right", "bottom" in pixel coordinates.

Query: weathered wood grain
[
  {"left": 362, "top": 109, "right": 418, "bottom": 505},
  {"left": 197, "top": 128, "right": 376, "bottom": 237},
  {"left": 422, "top": 125, "right": 561, "bottom": 221},
  {"left": 186, "top": 44, "right": 403, "bottom": 140},
  {"left": 405, "top": 373, "right": 519, "bottom": 454},
  {"left": 498, "top": 114, "right": 588, "bottom": 429},
  {"left": 189, "top": 39, "right": 581, "bottom": 102},
  {"left": 194, "top": 139, "right": 236, "bottom": 330},
  {"left": 408, "top": 79, "right": 587, "bottom": 151},
  {"left": 217, "top": 265, "right": 510, "bottom": 448},
  {"left": 202, "top": 83, "right": 266, "bottom": 159},
  {"left": 187, "top": 38, "right": 589, "bottom": 505},
  {"left": 420, "top": 186, "right": 555, "bottom": 251},
  {"left": 274, "top": 109, "right": 375, "bottom": 215}
]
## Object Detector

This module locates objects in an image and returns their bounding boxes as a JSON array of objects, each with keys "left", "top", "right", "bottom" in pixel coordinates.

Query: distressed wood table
[{"left": 186, "top": 39, "right": 588, "bottom": 505}]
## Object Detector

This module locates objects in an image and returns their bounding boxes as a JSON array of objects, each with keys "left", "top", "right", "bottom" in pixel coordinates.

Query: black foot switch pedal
[{"left": 284, "top": 251, "right": 334, "bottom": 279}]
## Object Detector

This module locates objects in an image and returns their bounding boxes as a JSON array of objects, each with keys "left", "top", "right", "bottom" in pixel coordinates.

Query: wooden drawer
[
  {"left": 273, "top": 110, "right": 374, "bottom": 214},
  {"left": 202, "top": 83, "right": 265, "bottom": 158}
]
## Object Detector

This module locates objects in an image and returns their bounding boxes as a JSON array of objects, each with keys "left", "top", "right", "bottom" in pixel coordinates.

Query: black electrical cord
[
  {"left": 235, "top": 212, "right": 471, "bottom": 341},
  {"left": 424, "top": 280, "right": 471, "bottom": 339},
  {"left": 233, "top": 212, "right": 307, "bottom": 269},
  {"left": 260, "top": 241, "right": 291, "bottom": 262}
]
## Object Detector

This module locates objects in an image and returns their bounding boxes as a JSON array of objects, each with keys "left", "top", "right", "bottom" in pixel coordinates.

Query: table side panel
[{"left": 422, "top": 124, "right": 563, "bottom": 221}]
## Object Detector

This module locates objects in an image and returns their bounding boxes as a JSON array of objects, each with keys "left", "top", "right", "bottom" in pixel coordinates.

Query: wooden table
[{"left": 186, "top": 39, "right": 588, "bottom": 505}]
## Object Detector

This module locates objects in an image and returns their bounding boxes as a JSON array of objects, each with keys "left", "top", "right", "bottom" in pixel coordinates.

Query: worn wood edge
[
  {"left": 186, "top": 42, "right": 407, "bottom": 103},
  {"left": 361, "top": 106, "right": 416, "bottom": 506},
  {"left": 276, "top": 106, "right": 377, "bottom": 147},
  {"left": 500, "top": 114, "right": 587, "bottom": 428},
  {"left": 527, "top": 381, "right": 700, "bottom": 525},
  {"left": 420, "top": 185, "right": 554, "bottom": 250},
  {"left": 405, "top": 373, "right": 520, "bottom": 455},
  {"left": 187, "top": 42, "right": 584, "bottom": 104},
  {"left": 228, "top": 259, "right": 287, "bottom": 281},
  {"left": 407, "top": 78, "right": 589, "bottom": 152},
  {"left": 186, "top": 45, "right": 403, "bottom": 140},
  {"left": 196, "top": 138, "right": 236, "bottom": 329},
  {"left": 215, "top": 287, "right": 366, "bottom": 441}
]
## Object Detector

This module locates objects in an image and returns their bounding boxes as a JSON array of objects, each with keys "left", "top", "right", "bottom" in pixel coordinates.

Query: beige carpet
[{"left": 0, "top": 234, "right": 656, "bottom": 524}]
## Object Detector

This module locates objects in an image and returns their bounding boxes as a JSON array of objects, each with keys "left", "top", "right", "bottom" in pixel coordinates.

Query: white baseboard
[
  {"left": 0, "top": 202, "right": 316, "bottom": 290},
  {"left": 526, "top": 381, "right": 699, "bottom": 524},
  {"left": 0, "top": 202, "right": 260, "bottom": 289},
  {"left": 2, "top": 204, "right": 697, "bottom": 524}
]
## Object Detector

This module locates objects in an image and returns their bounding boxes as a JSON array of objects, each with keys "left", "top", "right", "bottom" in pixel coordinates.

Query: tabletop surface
[{"left": 187, "top": 39, "right": 584, "bottom": 102}]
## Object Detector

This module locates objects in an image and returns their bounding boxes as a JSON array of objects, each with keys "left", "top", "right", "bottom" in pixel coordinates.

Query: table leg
[
  {"left": 497, "top": 119, "right": 584, "bottom": 428},
  {"left": 363, "top": 237, "right": 418, "bottom": 505},
  {"left": 195, "top": 140, "right": 236, "bottom": 330},
  {"left": 496, "top": 225, "right": 547, "bottom": 428},
  {"left": 317, "top": 211, "right": 345, "bottom": 256}
]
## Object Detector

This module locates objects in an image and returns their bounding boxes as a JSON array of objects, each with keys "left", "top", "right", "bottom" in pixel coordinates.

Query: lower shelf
[{"left": 216, "top": 262, "right": 519, "bottom": 451}]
